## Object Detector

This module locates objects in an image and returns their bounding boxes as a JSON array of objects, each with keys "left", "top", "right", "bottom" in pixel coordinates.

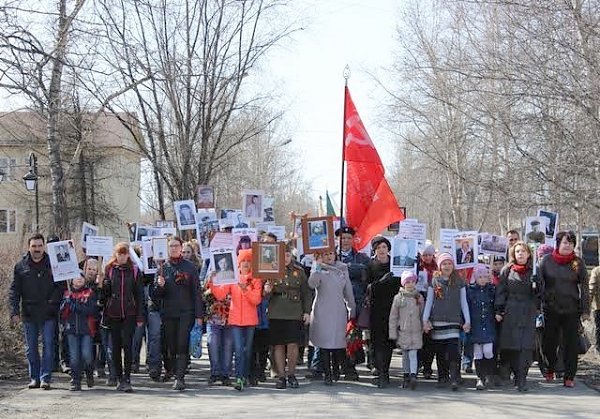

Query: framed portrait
[
  {"left": 81, "top": 222, "right": 99, "bottom": 249},
  {"left": 524, "top": 216, "right": 548, "bottom": 245},
  {"left": 452, "top": 233, "right": 478, "bottom": 269},
  {"left": 391, "top": 238, "right": 418, "bottom": 277},
  {"left": 211, "top": 249, "right": 238, "bottom": 286},
  {"left": 48, "top": 240, "right": 80, "bottom": 282},
  {"left": 252, "top": 241, "right": 285, "bottom": 279},
  {"left": 242, "top": 189, "right": 264, "bottom": 221},
  {"left": 152, "top": 237, "right": 169, "bottom": 261},
  {"left": 196, "top": 185, "right": 215, "bottom": 209},
  {"left": 301, "top": 216, "right": 335, "bottom": 254},
  {"left": 537, "top": 209, "right": 559, "bottom": 243}
]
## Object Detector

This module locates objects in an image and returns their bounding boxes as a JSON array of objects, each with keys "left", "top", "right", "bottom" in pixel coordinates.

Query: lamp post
[{"left": 23, "top": 152, "right": 39, "bottom": 233}]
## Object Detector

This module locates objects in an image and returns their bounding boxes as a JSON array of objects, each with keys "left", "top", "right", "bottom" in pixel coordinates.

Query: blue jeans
[
  {"left": 206, "top": 324, "right": 233, "bottom": 377},
  {"left": 147, "top": 311, "right": 162, "bottom": 374},
  {"left": 66, "top": 334, "right": 93, "bottom": 384},
  {"left": 23, "top": 319, "right": 56, "bottom": 382},
  {"left": 232, "top": 326, "right": 255, "bottom": 380},
  {"left": 98, "top": 327, "right": 114, "bottom": 377}
]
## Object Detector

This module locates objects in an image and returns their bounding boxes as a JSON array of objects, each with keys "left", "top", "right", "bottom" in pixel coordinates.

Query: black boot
[
  {"left": 475, "top": 360, "right": 485, "bottom": 390},
  {"left": 401, "top": 373, "right": 410, "bottom": 389},
  {"left": 322, "top": 350, "right": 333, "bottom": 386},
  {"left": 449, "top": 361, "right": 459, "bottom": 391},
  {"left": 332, "top": 350, "right": 342, "bottom": 382},
  {"left": 174, "top": 357, "right": 187, "bottom": 391}
]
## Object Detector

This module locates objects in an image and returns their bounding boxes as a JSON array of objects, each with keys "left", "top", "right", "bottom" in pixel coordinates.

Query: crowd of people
[{"left": 8, "top": 226, "right": 598, "bottom": 395}]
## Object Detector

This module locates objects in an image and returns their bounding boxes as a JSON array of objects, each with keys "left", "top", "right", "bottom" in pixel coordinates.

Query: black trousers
[
  {"left": 504, "top": 349, "right": 531, "bottom": 385},
  {"left": 420, "top": 333, "right": 435, "bottom": 374},
  {"left": 373, "top": 340, "right": 394, "bottom": 376},
  {"left": 108, "top": 316, "right": 136, "bottom": 380},
  {"left": 163, "top": 315, "right": 194, "bottom": 380},
  {"left": 543, "top": 311, "right": 580, "bottom": 380},
  {"left": 321, "top": 348, "right": 345, "bottom": 378},
  {"left": 594, "top": 310, "right": 600, "bottom": 349},
  {"left": 433, "top": 338, "right": 460, "bottom": 382},
  {"left": 250, "top": 328, "right": 269, "bottom": 379}
]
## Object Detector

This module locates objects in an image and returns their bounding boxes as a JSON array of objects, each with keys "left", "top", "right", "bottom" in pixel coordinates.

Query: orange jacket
[{"left": 211, "top": 274, "right": 263, "bottom": 326}]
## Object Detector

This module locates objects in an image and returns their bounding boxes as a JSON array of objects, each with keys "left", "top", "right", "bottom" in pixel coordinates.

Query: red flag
[{"left": 344, "top": 87, "right": 404, "bottom": 250}]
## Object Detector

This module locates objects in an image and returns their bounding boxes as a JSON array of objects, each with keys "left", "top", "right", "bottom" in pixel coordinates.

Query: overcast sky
[{"left": 260, "top": 0, "right": 401, "bottom": 210}]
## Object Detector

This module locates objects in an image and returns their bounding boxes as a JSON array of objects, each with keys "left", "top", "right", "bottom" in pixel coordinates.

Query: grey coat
[{"left": 308, "top": 261, "right": 356, "bottom": 349}]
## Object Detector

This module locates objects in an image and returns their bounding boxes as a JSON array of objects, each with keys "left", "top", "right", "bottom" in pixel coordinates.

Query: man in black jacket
[{"left": 9, "top": 233, "right": 64, "bottom": 390}]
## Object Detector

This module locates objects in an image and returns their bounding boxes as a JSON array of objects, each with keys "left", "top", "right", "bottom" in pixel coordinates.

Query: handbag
[
  {"left": 189, "top": 323, "right": 203, "bottom": 359},
  {"left": 356, "top": 285, "right": 372, "bottom": 330},
  {"left": 578, "top": 322, "right": 591, "bottom": 355}
]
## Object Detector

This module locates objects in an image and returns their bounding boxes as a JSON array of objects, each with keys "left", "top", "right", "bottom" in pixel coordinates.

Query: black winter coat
[
  {"left": 9, "top": 253, "right": 64, "bottom": 322},
  {"left": 102, "top": 263, "right": 144, "bottom": 322},
  {"left": 369, "top": 272, "right": 400, "bottom": 344},
  {"left": 152, "top": 258, "right": 204, "bottom": 319},
  {"left": 495, "top": 266, "right": 540, "bottom": 351}
]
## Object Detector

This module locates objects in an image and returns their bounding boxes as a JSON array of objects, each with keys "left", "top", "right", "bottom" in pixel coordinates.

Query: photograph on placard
[
  {"left": 391, "top": 238, "right": 418, "bottom": 276},
  {"left": 525, "top": 216, "right": 548, "bottom": 245},
  {"left": 232, "top": 228, "right": 258, "bottom": 256},
  {"left": 537, "top": 209, "right": 558, "bottom": 240},
  {"left": 478, "top": 233, "right": 509, "bottom": 257},
  {"left": 174, "top": 199, "right": 197, "bottom": 230},
  {"left": 81, "top": 222, "right": 99, "bottom": 249},
  {"left": 242, "top": 190, "right": 264, "bottom": 221},
  {"left": 141, "top": 237, "right": 157, "bottom": 274},
  {"left": 196, "top": 211, "right": 219, "bottom": 255},
  {"left": 211, "top": 250, "right": 238, "bottom": 285},
  {"left": 85, "top": 236, "right": 114, "bottom": 259},
  {"left": 262, "top": 197, "right": 274, "bottom": 222},
  {"left": 252, "top": 241, "right": 285, "bottom": 279},
  {"left": 196, "top": 185, "right": 215, "bottom": 209},
  {"left": 135, "top": 225, "right": 161, "bottom": 242},
  {"left": 48, "top": 240, "right": 80, "bottom": 282},
  {"left": 439, "top": 228, "right": 459, "bottom": 253},
  {"left": 453, "top": 234, "right": 477, "bottom": 268},
  {"left": 152, "top": 237, "right": 169, "bottom": 261},
  {"left": 301, "top": 216, "right": 334, "bottom": 254},
  {"left": 267, "top": 225, "right": 286, "bottom": 241}
]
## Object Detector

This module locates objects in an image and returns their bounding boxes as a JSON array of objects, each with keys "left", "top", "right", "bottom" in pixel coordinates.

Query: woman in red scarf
[
  {"left": 494, "top": 241, "right": 540, "bottom": 392},
  {"left": 539, "top": 231, "right": 590, "bottom": 388}
]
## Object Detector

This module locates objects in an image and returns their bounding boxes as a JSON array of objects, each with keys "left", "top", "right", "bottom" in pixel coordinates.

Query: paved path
[{"left": 0, "top": 353, "right": 597, "bottom": 419}]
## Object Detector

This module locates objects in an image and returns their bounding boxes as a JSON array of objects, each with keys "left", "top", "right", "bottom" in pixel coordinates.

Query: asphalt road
[{"left": 0, "top": 352, "right": 597, "bottom": 419}]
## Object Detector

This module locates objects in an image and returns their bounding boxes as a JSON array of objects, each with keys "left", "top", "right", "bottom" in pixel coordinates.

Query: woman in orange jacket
[{"left": 212, "top": 249, "right": 263, "bottom": 391}]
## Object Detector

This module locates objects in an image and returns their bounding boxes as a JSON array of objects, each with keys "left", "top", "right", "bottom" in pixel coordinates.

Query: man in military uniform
[
  {"left": 526, "top": 220, "right": 545, "bottom": 244},
  {"left": 336, "top": 226, "right": 370, "bottom": 381}
]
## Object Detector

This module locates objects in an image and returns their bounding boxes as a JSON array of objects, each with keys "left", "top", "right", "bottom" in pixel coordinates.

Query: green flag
[{"left": 326, "top": 191, "right": 336, "bottom": 217}]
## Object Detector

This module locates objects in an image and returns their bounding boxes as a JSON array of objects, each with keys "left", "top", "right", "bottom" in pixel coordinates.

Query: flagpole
[{"left": 339, "top": 66, "right": 350, "bottom": 253}]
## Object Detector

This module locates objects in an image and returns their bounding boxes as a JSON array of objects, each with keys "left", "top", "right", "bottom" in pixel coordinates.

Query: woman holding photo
[
  {"left": 308, "top": 250, "right": 356, "bottom": 385},
  {"left": 100, "top": 243, "right": 144, "bottom": 392},
  {"left": 539, "top": 231, "right": 590, "bottom": 388},
  {"left": 264, "top": 242, "right": 312, "bottom": 389},
  {"left": 494, "top": 241, "right": 539, "bottom": 392}
]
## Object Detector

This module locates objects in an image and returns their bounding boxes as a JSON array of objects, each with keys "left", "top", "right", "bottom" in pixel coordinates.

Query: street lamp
[{"left": 22, "top": 152, "right": 39, "bottom": 233}]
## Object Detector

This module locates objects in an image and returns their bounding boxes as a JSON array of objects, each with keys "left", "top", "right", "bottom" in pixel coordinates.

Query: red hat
[{"left": 237, "top": 249, "right": 252, "bottom": 267}]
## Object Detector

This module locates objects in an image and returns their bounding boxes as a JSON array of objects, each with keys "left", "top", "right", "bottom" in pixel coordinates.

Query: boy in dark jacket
[{"left": 60, "top": 274, "right": 98, "bottom": 391}]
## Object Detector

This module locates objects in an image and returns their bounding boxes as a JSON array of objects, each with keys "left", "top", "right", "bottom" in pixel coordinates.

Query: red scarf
[
  {"left": 419, "top": 260, "right": 437, "bottom": 283},
  {"left": 551, "top": 249, "right": 575, "bottom": 265},
  {"left": 169, "top": 256, "right": 183, "bottom": 264},
  {"left": 511, "top": 264, "right": 529, "bottom": 275}
]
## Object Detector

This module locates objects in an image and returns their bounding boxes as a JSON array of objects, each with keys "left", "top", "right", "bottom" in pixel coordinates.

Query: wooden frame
[
  {"left": 252, "top": 241, "right": 285, "bottom": 279},
  {"left": 301, "top": 216, "right": 335, "bottom": 254}
]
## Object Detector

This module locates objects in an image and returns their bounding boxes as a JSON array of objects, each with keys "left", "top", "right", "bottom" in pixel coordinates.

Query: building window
[
  {"left": 0, "top": 158, "right": 17, "bottom": 181},
  {"left": 0, "top": 209, "right": 17, "bottom": 233}
]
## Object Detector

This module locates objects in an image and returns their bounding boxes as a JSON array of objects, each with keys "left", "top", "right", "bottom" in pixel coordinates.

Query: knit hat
[
  {"left": 371, "top": 236, "right": 391, "bottom": 251},
  {"left": 471, "top": 264, "right": 490, "bottom": 282},
  {"left": 437, "top": 252, "right": 454, "bottom": 270},
  {"left": 537, "top": 244, "right": 553, "bottom": 259},
  {"left": 237, "top": 249, "right": 252, "bottom": 266},
  {"left": 401, "top": 270, "right": 417, "bottom": 286},
  {"left": 422, "top": 244, "right": 435, "bottom": 256}
]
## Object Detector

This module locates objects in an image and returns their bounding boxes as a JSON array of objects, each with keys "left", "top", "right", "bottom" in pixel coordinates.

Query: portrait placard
[
  {"left": 196, "top": 185, "right": 215, "bottom": 209},
  {"left": 478, "top": 233, "right": 509, "bottom": 257},
  {"left": 524, "top": 216, "right": 548, "bottom": 245},
  {"left": 141, "top": 237, "right": 157, "bottom": 274},
  {"left": 129, "top": 244, "right": 144, "bottom": 272},
  {"left": 267, "top": 225, "right": 286, "bottom": 241},
  {"left": 155, "top": 220, "right": 175, "bottom": 228},
  {"left": 252, "top": 241, "right": 285, "bottom": 279},
  {"left": 255, "top": 221, "right": 275, "bottom": 232},
  {"left": 301, "top": 216, "right": 335, "bottom": 254},
  {"left": 174, "top": 199, "right": 197, "bottom": 231},
  {"left": 439, "top": 228, "right": 459, "bottom": 253},
  {"left": 233, "top": 228, "right": 258, "bottom": 256},
  {"left": 81, "top": 222, "right": 99, "bottom": 249},
  {"left": 48, "top": 240, "right": 80, "bottom": 282},
  {"left": 134, "top": 224, "right": 161, "bottom": 243},
  {"left": 453, "top": 232, "right": 478, "bottom": 269},
  {"left": 537, "top": 209, "right": 559, "bottom": 244},
  {"left": 391, "top": 238, "right": 418, "bottom": 277},
  {"left": 242, "top": 189, "right": 264, "bottom": 221},
  {"left": 85, "top": 236, "right": 114, "bottom": 258},
  {"left": 262, "top": 197, "right": 275, "bottom": 222},
  {"left": 196, "top": 210, "right": 219, "bottom": 259},
  {"left": 152, "top": 237, "right": 169, "bottom": 261},
  {"left": 211, "top": 249, "right": 238, "bottom": 286}
]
